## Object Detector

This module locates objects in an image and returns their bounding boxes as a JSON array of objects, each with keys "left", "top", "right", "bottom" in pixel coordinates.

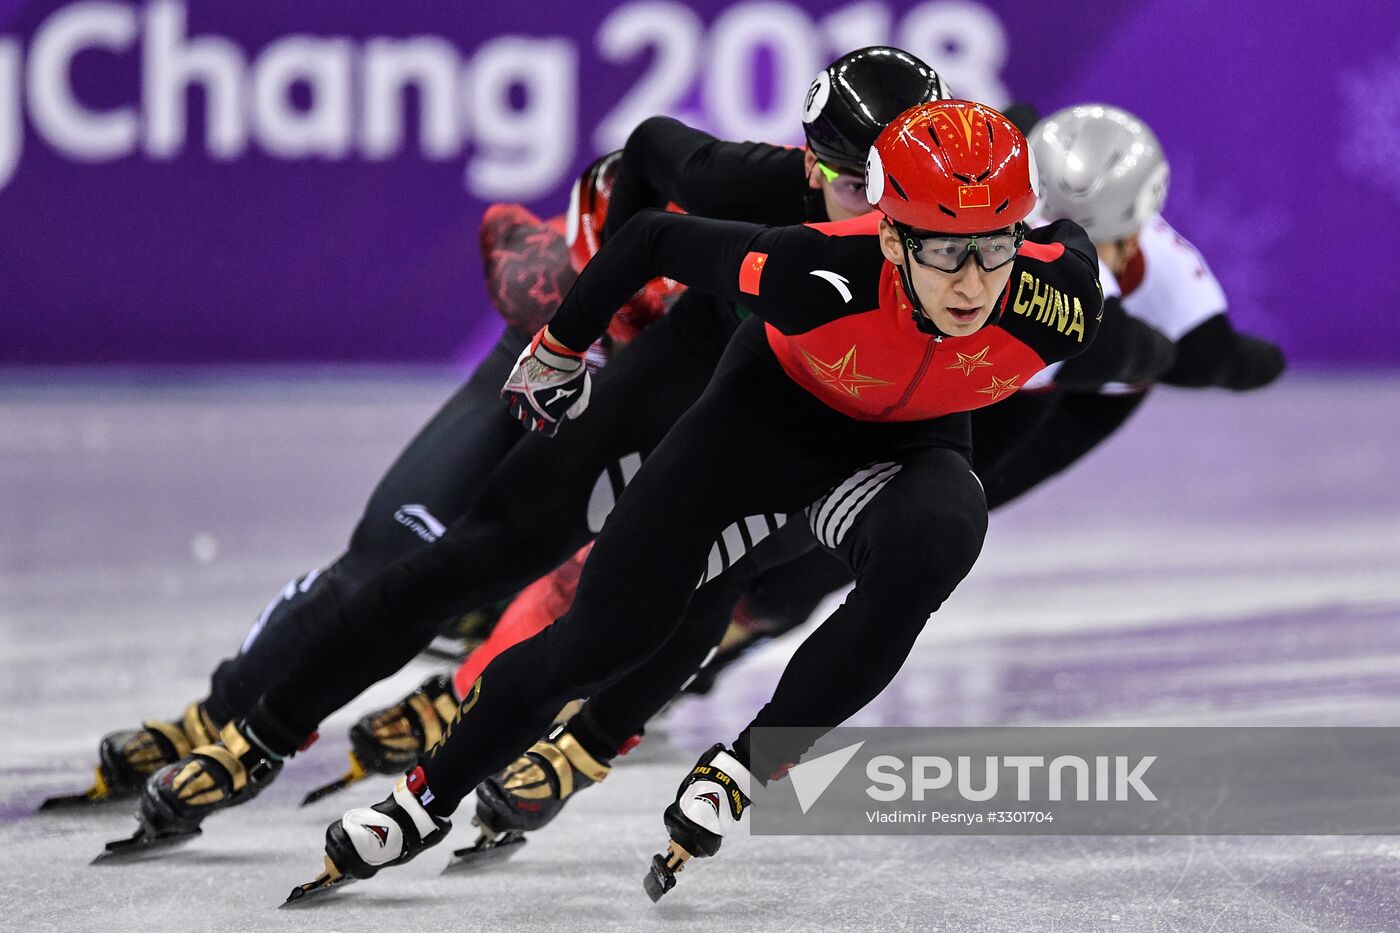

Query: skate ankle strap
[
  {"left": 181, "top": 702, "right": 221, "bottom": 748},
  {"left": 406, "top": 691, "right": 458, "bottom": 750},
  {"left": 222, "top": 721, "right": 286, "bottom": 784},
  {"left": 527, "top": 733, "right": 609, "bottom": 799},
  {"left": 195, "top": 743, "right": 250, "bottom": 794},
  {"left": 142, "top": 719, "right": 194, "bottom": 760},
  {"left": 701, "top": 749, "right": 753, "bottom": 800},
  {"left": 553, "top": 731, "right": 611, "bottom": 784},
  {"left": 395, "top": 768, "right": 443, "bottom": 839}
]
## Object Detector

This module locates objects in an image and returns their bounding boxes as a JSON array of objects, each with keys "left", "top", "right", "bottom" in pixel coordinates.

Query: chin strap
[{"left": 896, "top": 237, "right": 947, "bottom": 339}]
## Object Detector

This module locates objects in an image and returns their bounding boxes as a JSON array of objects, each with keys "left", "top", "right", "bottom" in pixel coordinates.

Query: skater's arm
[
  {"left": 1159, "top": 313, "right": 1286, "bottom": 389},
  {"left": 603, "top": 117, "right": 805, "bottom": 238},
  {"left": 1052, "top": 297, "right": 1175, "bottom": 390},
  {"left": 547, "top": 210, "right": 883, "bottom": 352},
  {"left": 1001, "top": 220, "right": 1106, "bottom": 367}
]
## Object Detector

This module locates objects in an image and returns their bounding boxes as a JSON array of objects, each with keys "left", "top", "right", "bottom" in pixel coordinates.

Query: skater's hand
[{"left": 501, "top": 327, "right": 592, "bottom": 436}]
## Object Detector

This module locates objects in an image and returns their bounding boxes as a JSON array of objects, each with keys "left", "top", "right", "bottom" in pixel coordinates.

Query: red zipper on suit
[{"left": 875, "top": 336, "right": 941, "bottom": 419}]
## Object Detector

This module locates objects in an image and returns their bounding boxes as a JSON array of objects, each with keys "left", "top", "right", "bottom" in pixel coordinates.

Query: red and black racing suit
[{"left": 391, "top": 208, "right": 1104, "bottom": 806}]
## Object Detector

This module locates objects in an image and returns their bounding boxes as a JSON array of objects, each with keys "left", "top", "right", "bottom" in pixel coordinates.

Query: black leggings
[
  {"left": 403, "top": 321, "right": 986, "bottom": 812},
  {"left": 575, "top": 387, "right": 1148, "bottom": 752},
  {"left": 204, "top": 328, "right": 528, "bottom": 724},
  {"left": 974, "top": 389, "right": 1148, "bottom": 508},
  {"left": 249, "top": 295, "right": 736, "bottom": 740}
]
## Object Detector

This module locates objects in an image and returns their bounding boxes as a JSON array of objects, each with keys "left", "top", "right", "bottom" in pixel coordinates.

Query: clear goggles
[
  {"left": 899, "top": 223, "right": 1025, "bottom": 273},
  {"left": 815, "top": 160, "right": 873, "bottom": 215}
]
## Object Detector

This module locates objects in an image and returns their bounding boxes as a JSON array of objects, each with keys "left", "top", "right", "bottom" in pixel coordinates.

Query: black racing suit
[
  {"left": 233, "top": 117, "right": 829, "bottom": 751},
  {"left": 200, "top": 117, "right": 824, "bottom": 728},
  {"left": 196, "top": 200, "right": 595, "bottom": 725},
  {"left": 263, "top": 210, "right": 1106, "bottom": 810}
]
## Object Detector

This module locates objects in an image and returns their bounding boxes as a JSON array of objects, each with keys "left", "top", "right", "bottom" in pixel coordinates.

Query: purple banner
[{"left": 0, "top": 1, "right": 1392, "bottom": 365}]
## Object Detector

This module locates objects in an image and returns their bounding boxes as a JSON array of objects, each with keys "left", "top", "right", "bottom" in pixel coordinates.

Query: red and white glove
[{"left": 501, "top": 328, "right": 592, "bottom": 436}]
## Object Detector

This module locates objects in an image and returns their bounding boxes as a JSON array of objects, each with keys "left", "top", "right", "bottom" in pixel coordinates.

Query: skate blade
[
  {"left": 39, "top": 768, "right": 124, "bottom": 812},
  {"left": 642, "top": 841, "right": 691, "bottom": 903},
  {"left": 38, "top": 788, "right": 125, "bottom": 812},
  {"left": 281, "top": 855, "right": 355, "bottom": 907},
  {"left": 300, "top": 753, "right": 369, "bottom": 807},
  {"left": 91, "top": 826, "right": 202, "bottom": 864},
  {"left": 441, "top": 830, "right": 527, "bottom": 874}
]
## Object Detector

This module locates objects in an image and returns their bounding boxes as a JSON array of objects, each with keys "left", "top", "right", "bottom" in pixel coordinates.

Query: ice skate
[
  {"left": 283, "top": 766, "right": 449, "bottom": 905},
  {"left": 94, "top": 719, "right": 284, "bottom": 862},
  {"left": 444, "top": 721, "right": 610, "bottom": 873},
  {"left": 643, "top": 744, "right": 752, "bottom": 902},
  {"left": 301, "top": 673, "right": 459, "bottom": 806},
  {"left": 42, "top": 702, "right": 220, "bottom": 812}
]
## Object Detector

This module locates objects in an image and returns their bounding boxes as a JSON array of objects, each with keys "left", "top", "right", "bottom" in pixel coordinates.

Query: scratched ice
[{"left": 3, "top": 372, "right": 1399, "bottom": 931}]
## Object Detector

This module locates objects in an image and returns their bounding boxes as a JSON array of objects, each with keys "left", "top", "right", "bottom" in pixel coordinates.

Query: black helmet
[{"left": 802, "top": 47, "right": 948, "bottom": 172}]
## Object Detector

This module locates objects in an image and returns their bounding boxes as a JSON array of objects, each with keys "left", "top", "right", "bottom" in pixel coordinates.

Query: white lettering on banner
[
  {"left": 143, "top": 0, "right": 246, "bottom": 158},
  {"left": 27, "top": 2, "right": 137, "bottom": 159},
  {"left": 593, "top": 0, "right": 1008, "bottom": 151},
  {"left": 704, "top": 1, "right": 819, "bottom": 142},
  {"left": 897, "top": 0, "right": 1008, "bottom": 106},
  {"left": 250, "top": 37, "right": 353, "bottom": 158},
  {"left": 818, "top": 1, "right": 892, "bottom": 54},
  {"left": 592, "top": 1, "right": 704, "bottom": 155},
  {"left": 361, "top": 37, "right": 460, "bottom": 160},
  {"left": 468, "top": 36, "right": 577, "bottom": 200},
  {"left": 0, "top": 41, "right": 23, "bottom": 190},
  {"left": 0, "top": 0, "right": 1008, "bottom": 198}
]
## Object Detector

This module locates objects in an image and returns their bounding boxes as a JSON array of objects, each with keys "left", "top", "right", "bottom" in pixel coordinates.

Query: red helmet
[{"left": 866, "top": 100, "right": 1038, "bottom": 234}]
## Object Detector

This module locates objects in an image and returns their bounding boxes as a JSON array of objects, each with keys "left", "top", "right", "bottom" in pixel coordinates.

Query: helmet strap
[{"left": 897, "top": 238, "right": 947, "bottom": 339}]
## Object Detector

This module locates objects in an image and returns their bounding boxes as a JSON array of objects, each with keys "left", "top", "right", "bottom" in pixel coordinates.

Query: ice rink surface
[{"left": 3, "top": 370, "right": 1400, "bottom": 932}]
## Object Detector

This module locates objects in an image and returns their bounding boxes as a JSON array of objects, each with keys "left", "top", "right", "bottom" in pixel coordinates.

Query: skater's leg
[
  {"left": 202, "top": 328, "right": 529, "bottom": 724},
  {"left": 410, "top": 339, "right": 875, "bottom": 815},
  {"left": 576, "top": 519, "right": 825, "bottom": 750},
  {"left": 246, "top": 306, "right": 726, "bottom": 744},
  {"left": 733, "top": 446, "right": 988, "bottom": 777},
  {"left": 975, "top": 391, "right": 1147, "bottom": 509},
  {"left": 73, "top": 330, "right": 528, "bottom": 802}
]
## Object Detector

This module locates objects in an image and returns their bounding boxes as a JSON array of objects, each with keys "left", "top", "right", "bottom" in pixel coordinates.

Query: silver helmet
[{"left": 1028, "top": 104, "right": 1169, "bottom": 242}]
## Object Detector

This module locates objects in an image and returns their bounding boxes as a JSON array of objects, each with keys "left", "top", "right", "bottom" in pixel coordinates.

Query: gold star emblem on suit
[
  {"left": 976, "top": 374, "right": 1020, "bottom": 402},
  {"left": 799, "top": 346, "right": 895, "bottom": 399},
  {"left": 947, "top": 346, "right": 993, "bottom": 376}
]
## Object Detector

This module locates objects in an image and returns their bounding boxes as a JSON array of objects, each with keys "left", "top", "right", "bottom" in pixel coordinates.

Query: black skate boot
[
  {"left": 94, "top": 719, "right": 286, "bottom": 861},
  {"left": 284, "top": 766, "right": 450, "bottom": 905},
  {"left": 444, "top": 720, "right": 611, "bottom": 873},
  {"left": 301, "top": 673, "right": 460, "bottom": 806},
  {"left": 423, "top": 598, "right": 512, "bottom": 661},
  {"left": 42, "top": 702, "right": 222, "bottom": 811},
  {"left": 644, "top": 744, "right": 752, "bottom": 902}
]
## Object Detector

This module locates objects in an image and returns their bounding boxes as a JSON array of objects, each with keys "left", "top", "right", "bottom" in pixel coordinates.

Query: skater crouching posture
[
  {"left": 53, "top": 151, "right": 659, "bottom": 811},
  {"left": 91, "top": 46, "right": 953, "bottom": 852},
  {"left": 292, "top": 100, "right": 1104, "bottom": 900},
  {"left": 320, "top": 102, "right": 1284, "bottom": 877}
]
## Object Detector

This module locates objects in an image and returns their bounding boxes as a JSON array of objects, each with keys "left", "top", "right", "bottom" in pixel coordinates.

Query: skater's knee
[{"left": 857, "top": 502, "right": 985, "bottom": 593}]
